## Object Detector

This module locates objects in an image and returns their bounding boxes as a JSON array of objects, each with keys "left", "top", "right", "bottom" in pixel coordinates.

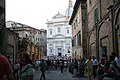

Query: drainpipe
[
  {"left": 111, "top": 8, "right": 116, "bottom": 53},
  {"left": 96, "top": 25, "right": 99, "bottom": 61}
]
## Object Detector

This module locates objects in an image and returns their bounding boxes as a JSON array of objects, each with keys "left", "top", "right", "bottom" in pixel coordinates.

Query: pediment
[{"left": 52, "top": 12, "right": 65, "bottom": 19}]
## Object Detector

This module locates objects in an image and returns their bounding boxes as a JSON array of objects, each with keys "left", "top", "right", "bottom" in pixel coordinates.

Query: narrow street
[
  {"left": 34, "top": 69, "right": 113, "bottom": 80},
  {"left": 0, "top": 0, "right": 120, "bottom": 80},
  {"left": 34, "top": 69, "right": 79, "bottom": 80}
]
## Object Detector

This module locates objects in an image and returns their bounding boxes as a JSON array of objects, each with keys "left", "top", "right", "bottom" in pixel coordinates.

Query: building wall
[
  {"left": 115, "top": 6, "right": 120, "bottom": 59},
  {"left": 47, "top": 12, "right": 72, "bottom": 58},
  {"left": 69, "top": 0, "right": 88, "bottom": 59},
  {"left": 87, "top": 0, "right": 99, "bottom": 31},
  {"left": 40, "top": 30, "right": 47, "bottom": 56},
  {"left": 81, "top": 3, "right": 88, "bottom": 58},
  {"left": 87, "top": 0, "right": 120, "bottom": 60},
  {"left": 5, "top": 28, "right": 19, "bottom": 65},
  {"left": 98, "top": 0, "right": 120, "bottom": 60},
  {"left": 71, "top": 6, "right": 83, "bottom": 59},
  {"left": 0, "top": 0, "right": 5, "bottom": 29},
  {"left": 0, "top": 0, "right": 5, "bottom": 53},
  {"left": 98, "top": 21, "right": 112, "bottom": 59},
  {"left": 6, "top": 21, "right": 47, "bottom": 60}
]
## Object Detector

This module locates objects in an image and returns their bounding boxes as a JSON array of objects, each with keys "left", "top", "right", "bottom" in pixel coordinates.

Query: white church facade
[{"left": 46, "top": 0, "right": 73, "bottom": 58}]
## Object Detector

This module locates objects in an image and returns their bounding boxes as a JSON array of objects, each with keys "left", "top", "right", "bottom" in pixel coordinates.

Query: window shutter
[{"left": 94, "top": 8, "right": 99, "bottom": 24}]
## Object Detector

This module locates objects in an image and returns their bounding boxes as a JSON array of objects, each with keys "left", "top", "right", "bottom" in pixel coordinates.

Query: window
[
  {"left": 50, "top": 31, "right": 52, "bottom": 35},
  {"left": 58, "top": 27, "right": 61, "bottom": 33},
  {"left": 74, "top": 19, "right": 78, "bottom": 26},
  {"left": 50, "top": 49, "right": 52, "bottom": 53},
  {"left": 73, "top": 18, "right": 78, "bottom": 29},
  {"left": 38, "top": 31, "right": 41, "bottom": 34},
  {"left": 72, "top": 37, "right": 76, "bottom": 46},
  {"left": 94, "top": 8, "right": 99, "bottom": 24},
  {"left": 67, "top": 29, "right": 69, "bottom": 34},
  {"left": 25, "top": 34, "right": 28, "bottom": 38},
  {"left": 89, "top": 0, "right": 92, "bottom": 5},
  {"left": 78, "top": 33, "right": 81, "bottom": 46},
  {"left": 58, "top": 48, "right": 61, "bottom": 51},
  {"left": 77, "top": 31, "right": 81, "bottom": 46},
  {"left": 68, "top": 49, "right": 70, "bottom": 53}
]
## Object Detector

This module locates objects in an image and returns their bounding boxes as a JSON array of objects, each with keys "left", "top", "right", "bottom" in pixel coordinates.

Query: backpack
[{"left": 40, "top": 62, "right": 46, "bottom": 71}]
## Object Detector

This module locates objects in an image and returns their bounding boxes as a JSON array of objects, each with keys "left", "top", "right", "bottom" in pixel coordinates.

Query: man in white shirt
[
  {"left": 92, "top": 56, "right": 98, "bottom": 78},
  {"left": 111, "top": 52, "right": 119, "bottom": 66}
]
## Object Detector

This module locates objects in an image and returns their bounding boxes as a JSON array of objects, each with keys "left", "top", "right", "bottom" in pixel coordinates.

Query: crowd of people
[
  {"left": 0, "top": 51, "right": 120, "bottom": 80},
  {"left": 35, "top": 52, "right": 120, "bottom": 80}
]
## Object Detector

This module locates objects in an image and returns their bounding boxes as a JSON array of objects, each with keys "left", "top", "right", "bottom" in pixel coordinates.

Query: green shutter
[{"left": 94, "top": 8, "right": 99, "bottom": 24}]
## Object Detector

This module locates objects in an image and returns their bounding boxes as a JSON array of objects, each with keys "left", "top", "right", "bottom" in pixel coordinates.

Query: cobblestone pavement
[
  {"left": 34, "top": 70, "right": 79, "bottom": 80},
  {"left": 34, "top": 69, "right": 113, "bottom": 80}
]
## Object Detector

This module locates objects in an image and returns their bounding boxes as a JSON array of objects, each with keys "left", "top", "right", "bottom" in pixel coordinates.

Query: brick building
[
  {"left": 87, "top": 0, "right": 120, "bottom": 60},
  {"left": 69, "top": 0, "right": 120, "bottom": 60},
  {"left": 69, "top": 0, "right": 88, "bottom": 59}
]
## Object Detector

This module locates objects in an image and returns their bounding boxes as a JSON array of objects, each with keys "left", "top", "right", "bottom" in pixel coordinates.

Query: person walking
[
  {"left": 79, "top": 59, "right": 85, "bottom": 77},
  {"left": 64, "top": 60, "right": 68, "bottom": 72},
  {"left": 86, "top": 57, "right": 93, "bottom": 80},
  {"left": 14, "top": 60, "right": 20, "bottom": 80},
  {"left": 59, "top": 59, "right": 64, "bottom": 73},
  {"left": 18, "top": 52, "right": 35, "bottom": 80},
  {"left": 46, "top": 59, "right": 51, "bottom": 72},
  {"left": 92, "top": 56, "right": 98, "bottom": 78},
  {"left": 97, "top": 58, "right": 106, "bottom": 80},
  {"left": 111, "top": 52, "right": 119, "bottom": 66},
  {"left": 0, "top": 53, "right": 14, "bottom": 80},
  {"left": 39, "top": 59, "right": 46, "bottom": 80}
]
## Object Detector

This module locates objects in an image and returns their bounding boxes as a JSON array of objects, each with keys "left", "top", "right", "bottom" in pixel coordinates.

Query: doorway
[{"left": 58, "top": 53, "right": 61, "bottom": 56}]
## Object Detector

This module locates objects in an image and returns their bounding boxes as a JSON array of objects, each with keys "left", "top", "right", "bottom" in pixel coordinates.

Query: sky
[{"left": 6, "top": 0, "right": 76, "bottom": 30}]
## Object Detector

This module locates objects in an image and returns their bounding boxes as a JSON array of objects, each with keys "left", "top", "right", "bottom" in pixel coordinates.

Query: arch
[
  {"left": 115, "top": 8, "right": 120, "bottom": 25},
  {"left": 99, "top": 22, "right": 109, "bottom": 38},
  {"left": 98, "top": 21, "right": 111, "bottom": 59},
  {"left": 115, "top": 8, "right": 120, "bottom": 58}
]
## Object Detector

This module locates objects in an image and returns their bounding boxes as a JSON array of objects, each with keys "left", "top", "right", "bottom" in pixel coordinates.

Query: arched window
[{"left": 67, "top": 29, "right": 69, "bottom": 34}]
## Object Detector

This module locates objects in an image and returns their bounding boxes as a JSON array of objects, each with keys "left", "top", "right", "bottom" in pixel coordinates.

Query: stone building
[
  {"left": 6, "top": 21, "right": 47, "bottom": 60},
  {"left": 0, "top": 0, "right": 5, "bottom": 53},
  {"left": 46, "top": 0, "right": 73, "bottom": 59},
  {"left": 87, "top": 0, "right": 120, "bottom": 60},
  {"left": 69, "top": 0, "right": 88, "bottom": 59},
  {"left": 5, "top": 29, "right": 19, "bottom": 65},
  {"left": 46, "top": 12, "right": 72, "bottom": 58},
  {"left": 0, "top": 0, "right": 20, "bottom": 65}
]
